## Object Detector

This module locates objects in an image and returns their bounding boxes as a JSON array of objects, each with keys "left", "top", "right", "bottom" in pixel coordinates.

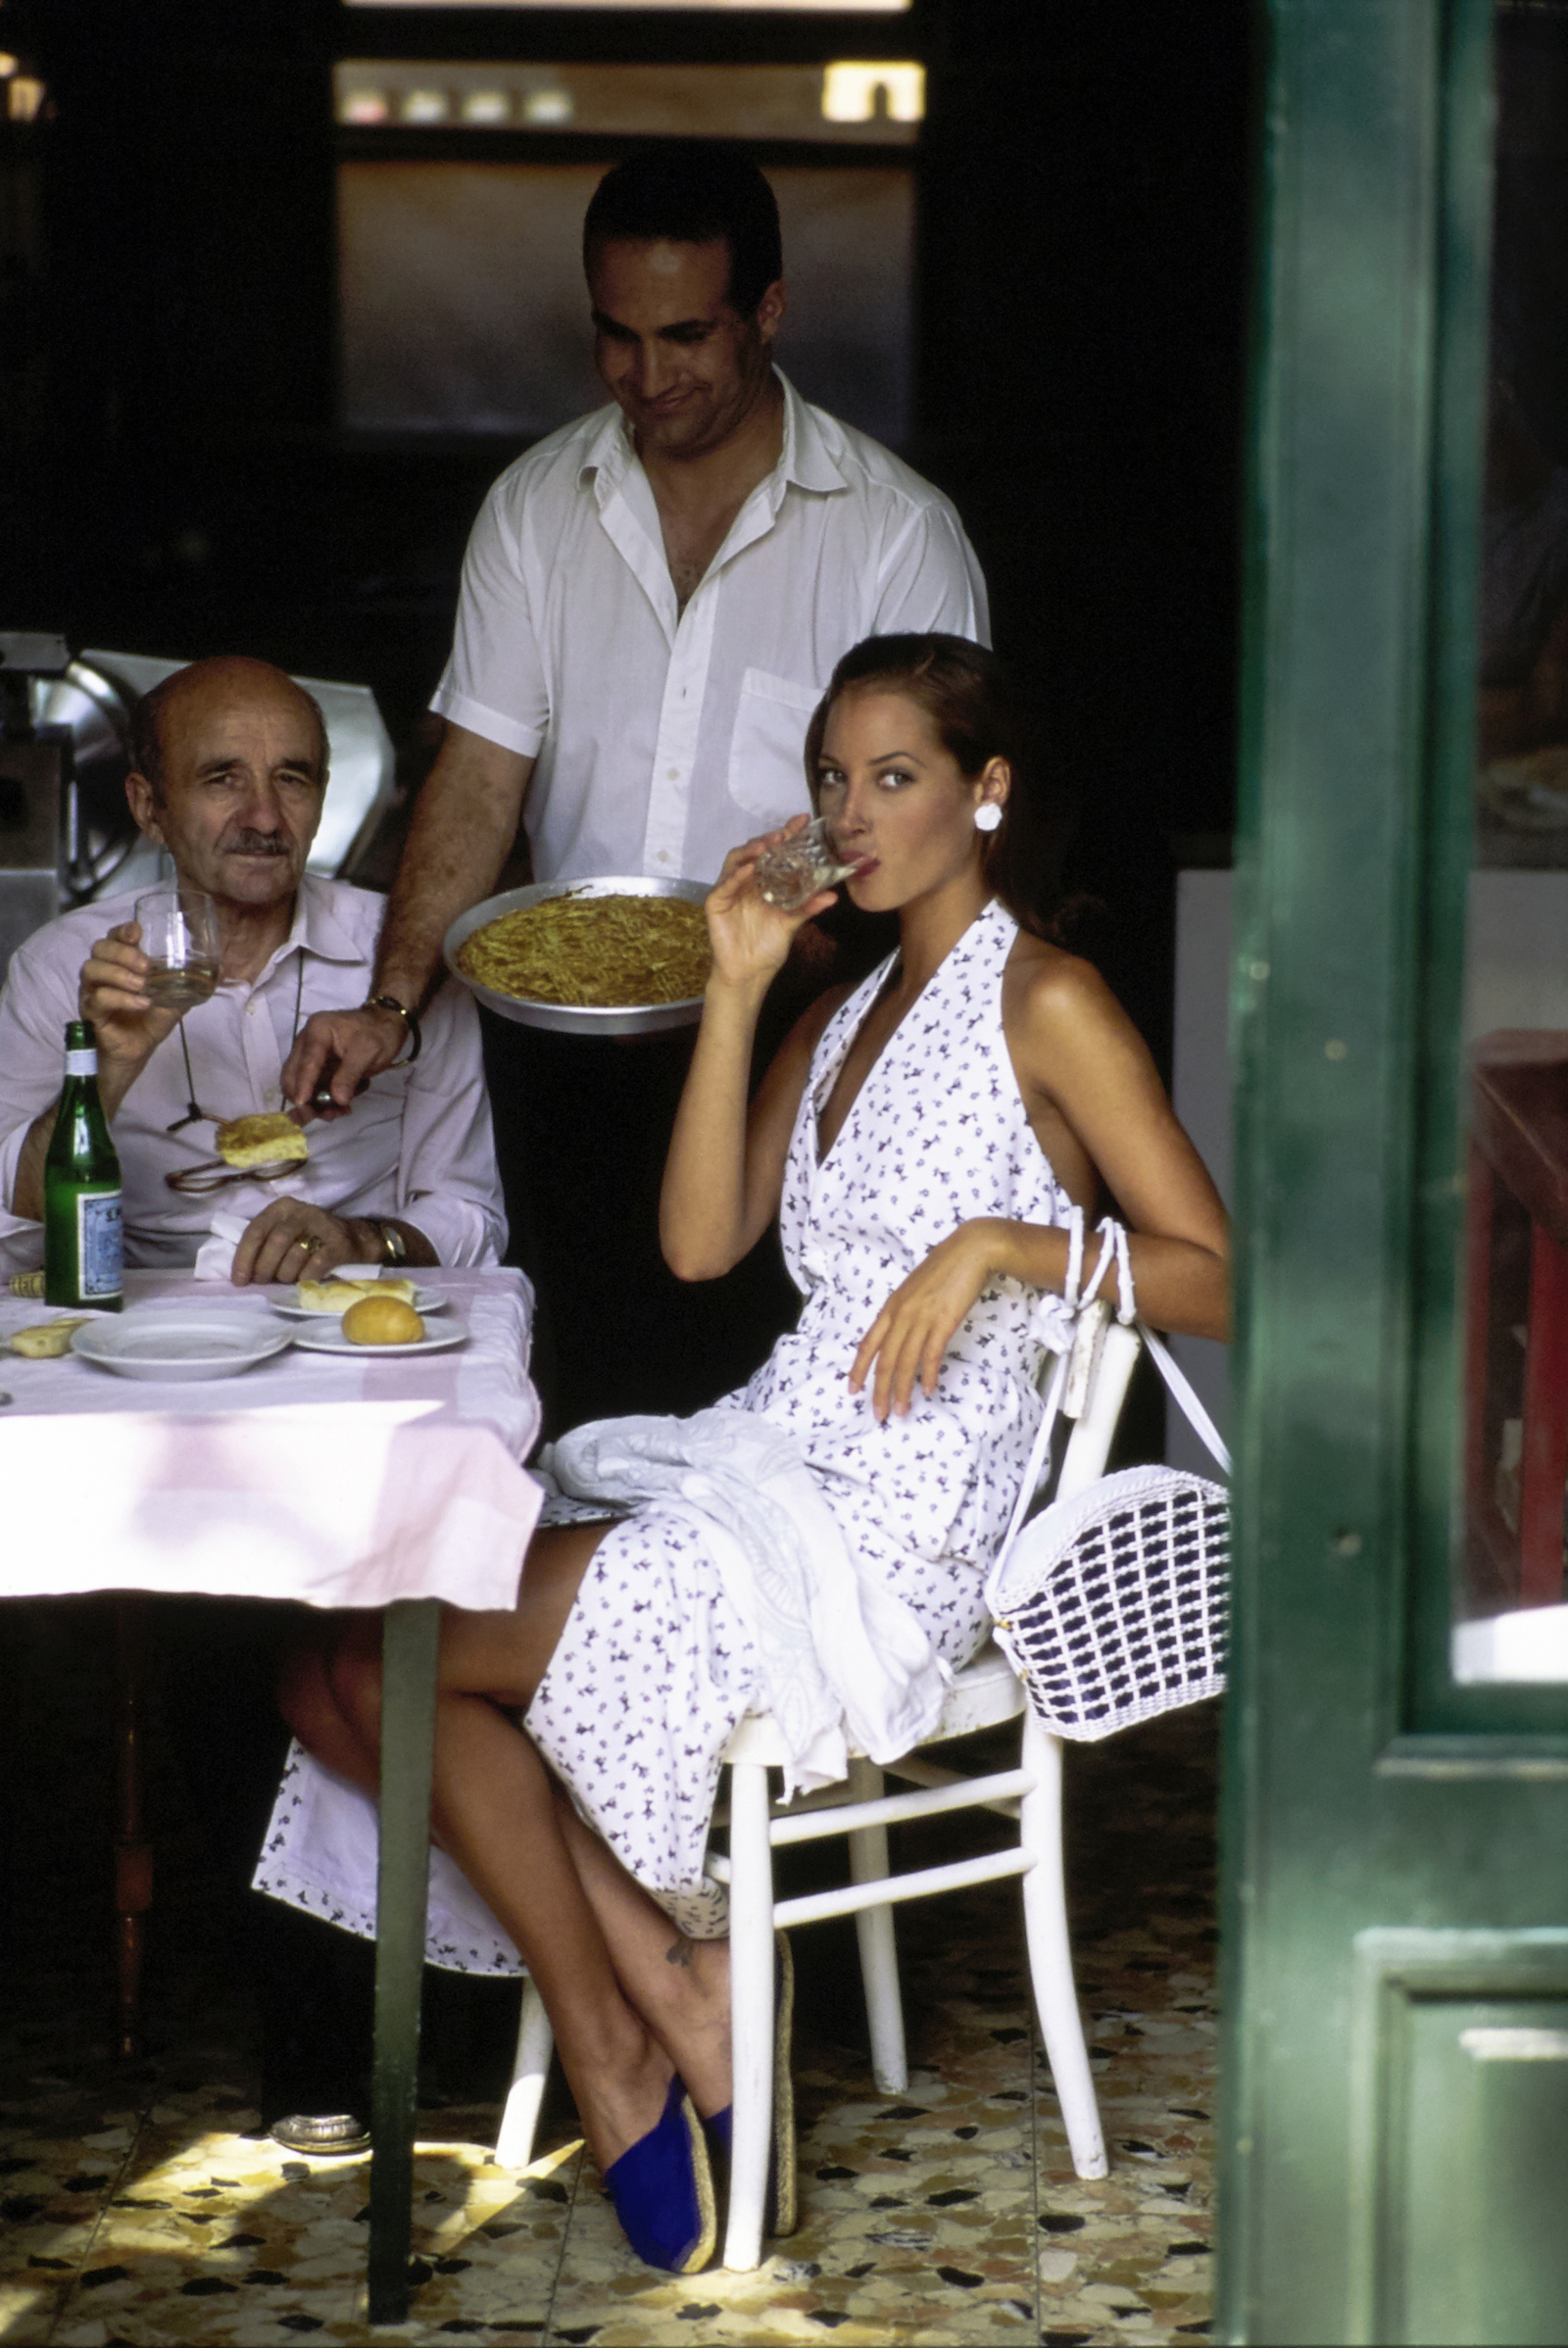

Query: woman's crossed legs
[{"left": 279, "top": 1521, "right": 732, "bottom": 2178}]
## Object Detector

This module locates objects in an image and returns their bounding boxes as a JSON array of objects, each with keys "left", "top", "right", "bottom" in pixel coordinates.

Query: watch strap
[
  {"left": 365, "top": 993, "right": 421, "bottom": 1064},
  {"left": 362, "top": 1215, "right": 409, "bottom": 1267}
]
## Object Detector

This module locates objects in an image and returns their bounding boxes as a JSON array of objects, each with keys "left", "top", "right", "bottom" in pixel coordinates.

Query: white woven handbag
[{"left": 985, "top": 1222, "right": 1231, "bottom": 1742}]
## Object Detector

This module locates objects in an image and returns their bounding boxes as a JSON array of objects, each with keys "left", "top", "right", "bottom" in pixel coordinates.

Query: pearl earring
[{"left": 974, "top": 801, "right": 1003, "bottom": 833}]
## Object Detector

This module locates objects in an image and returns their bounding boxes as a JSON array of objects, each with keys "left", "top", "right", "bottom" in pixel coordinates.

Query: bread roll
[
  {"left": 341, "top": 1295, "right": 424, "bottom": 1345},
  {"left": 214, "top": 1112, "right": 308, "bottom": 1167},
  {"left": 296, "top": 1277, "right": 416, "bottom": 1314},
  {"left": 12, "top": 1317, "right": 89, "bottom": 1357}
]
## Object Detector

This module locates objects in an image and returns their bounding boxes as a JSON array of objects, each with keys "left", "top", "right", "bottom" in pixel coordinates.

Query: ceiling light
[
  {"left": 7, "top": 73, "right": 43, "bottom": 121},
  {"left": 522, "top": 86, "right": 574, "bottom": 124},
  {"left": 341, "top": 88, "right": 389, "bottom": 123},
  {"left": 821, "top": 61, "right": 924, "bottom": 124},
  {"left": 402, "top": 88, "right": 450, "bottom": 124},
  {"left": 462, "top": 89, "right": 512, "bottom": 124}
]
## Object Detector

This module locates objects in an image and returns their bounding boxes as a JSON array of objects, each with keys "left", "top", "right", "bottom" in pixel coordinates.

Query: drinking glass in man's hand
[{"left": 135, "top": 888, "right": 220, "bottom": 1012}]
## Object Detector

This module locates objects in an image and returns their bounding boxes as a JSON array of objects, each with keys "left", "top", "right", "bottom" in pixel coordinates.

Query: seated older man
[
  {"left": 0, "top": 654, "right": 509, "bottom": 2147},
  {"left": 0, "top": 655, "right": 505, "bottom": 1279}
]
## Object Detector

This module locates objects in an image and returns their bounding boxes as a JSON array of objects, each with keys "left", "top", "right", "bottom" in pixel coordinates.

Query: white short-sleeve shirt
[{"left": 430, "top": 370, "right": 990, "bottom": 886}]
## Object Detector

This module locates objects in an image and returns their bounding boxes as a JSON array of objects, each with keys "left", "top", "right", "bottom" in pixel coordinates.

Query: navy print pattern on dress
[{"left": 525, "top": 899, "right": 1075, "bottom": 1936}]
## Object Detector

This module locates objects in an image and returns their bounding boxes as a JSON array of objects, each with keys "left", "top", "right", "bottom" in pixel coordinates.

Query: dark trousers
[
  {"left": 478, "top": 902, "right": 900, "bottom": 1440},
  {"left": 481, "top": 1015, "right": 801, "bottom": 1439},
  {"left": 155, "top": 1597, "right": 374, "bottom": 2121}
]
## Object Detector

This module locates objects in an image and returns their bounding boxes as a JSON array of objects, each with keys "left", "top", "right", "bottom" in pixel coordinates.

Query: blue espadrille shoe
[{"left": 603, "top": 2074, "right": 718, "bottom": 2275}]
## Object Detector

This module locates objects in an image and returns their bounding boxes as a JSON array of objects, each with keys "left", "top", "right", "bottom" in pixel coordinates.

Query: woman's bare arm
[
  {"left": 660, "top": 826, "right": 839, "bottom": 1281},
  {"left": 1004, "top": 946, "right": 1230, "bottom": 1337},
  {"left": 851, "top": 945, "right": 1229, "bottom": 1420}
]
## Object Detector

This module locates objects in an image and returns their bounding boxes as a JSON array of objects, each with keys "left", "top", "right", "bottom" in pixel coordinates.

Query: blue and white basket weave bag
[{"left": 985, "top": 1219, "right": 1231, "bottom": 1742}]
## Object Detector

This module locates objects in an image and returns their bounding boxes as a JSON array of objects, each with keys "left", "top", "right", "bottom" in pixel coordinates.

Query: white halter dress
[
  {"left": 255, "top": 898, "right": 1077, "bottom": 1962},
  {"left": 523, "top": 897, "right": 1076, "bottom": 1927}
]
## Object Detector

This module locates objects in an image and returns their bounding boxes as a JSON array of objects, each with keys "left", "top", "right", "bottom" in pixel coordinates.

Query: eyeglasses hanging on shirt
[{"left": 162, "top": 956, "right": 337, "bottom": 1195}]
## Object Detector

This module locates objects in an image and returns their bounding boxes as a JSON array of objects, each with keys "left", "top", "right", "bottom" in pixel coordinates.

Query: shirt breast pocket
[{"left": 727, "top": 668, "right": 823, "bottom": 826}]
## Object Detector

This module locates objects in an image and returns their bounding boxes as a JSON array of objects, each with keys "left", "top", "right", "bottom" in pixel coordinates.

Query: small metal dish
[{"left": 443, "top": 875, "right": 710, "bottom": 1038}]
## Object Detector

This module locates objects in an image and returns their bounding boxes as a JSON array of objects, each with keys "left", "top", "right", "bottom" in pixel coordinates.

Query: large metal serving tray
[{"left": 444, "top": 875, "right": 710, "bottom": 1038}]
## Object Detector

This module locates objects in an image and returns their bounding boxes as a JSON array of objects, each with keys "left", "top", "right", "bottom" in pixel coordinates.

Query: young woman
[{"left": 278, "top": 633, "right": 1229, "bottom": 2276}]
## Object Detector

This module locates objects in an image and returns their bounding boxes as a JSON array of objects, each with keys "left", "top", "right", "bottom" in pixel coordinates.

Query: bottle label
[
  {"left": 64, "top": 1050, "right": 97, "bottom": 1078},
  {"left": 76, "top": 1191, "right": 122, "bottom": 1299}
]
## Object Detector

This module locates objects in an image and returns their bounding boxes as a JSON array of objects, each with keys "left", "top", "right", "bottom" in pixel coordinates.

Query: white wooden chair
[{"left": 495, "top": 1307, "right": 1142, "bottom": 2272}]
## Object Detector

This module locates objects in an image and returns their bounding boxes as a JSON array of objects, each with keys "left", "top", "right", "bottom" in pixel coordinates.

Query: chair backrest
[{"left": 1055, "top": 1313, "right": 1142, "bottom": 1501}]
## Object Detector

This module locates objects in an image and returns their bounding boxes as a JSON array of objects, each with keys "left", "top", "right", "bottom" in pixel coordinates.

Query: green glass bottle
[{"left": 44, "top": 1019, "right": 123, "bottom": 1310}]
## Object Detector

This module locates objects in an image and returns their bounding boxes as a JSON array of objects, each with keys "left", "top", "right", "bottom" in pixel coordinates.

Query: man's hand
[
  {"left": 281, "top": 1003, "right": 408, "bottom": 1114},
  {"left": 849, "top": 1221, "right": 1002, "bottom": 1423},
  {"left": 230, "top": 1197, "right": 372, "bottom": 1287},
  {"left": 78, "top": 923, "right": 185, "bottom": 1115},
  {"left": 281, "top": 721, "right": 536, "bottom": 1117}
]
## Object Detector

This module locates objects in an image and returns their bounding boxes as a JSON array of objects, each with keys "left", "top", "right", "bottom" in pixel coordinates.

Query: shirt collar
[
  {"left": 775, "top": 370, "right": 849, "bottom": 496},
  {"left": 254, "top": 875, "right": 362, "bottom": 988},
  {"left": 579, "top": 401, "right": 637, "bottom": 496},
  {"left": 578, "top": 367, "right": 849, "bottom": 505}
]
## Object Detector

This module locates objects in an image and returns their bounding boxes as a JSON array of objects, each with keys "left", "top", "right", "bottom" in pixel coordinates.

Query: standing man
[{"left": 287, "top": 143, "right": 988, "bottom": 1425}]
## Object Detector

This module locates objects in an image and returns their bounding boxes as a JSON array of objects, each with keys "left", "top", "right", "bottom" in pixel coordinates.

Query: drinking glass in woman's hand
[
  {"left": 134, "top": 888, "right": 220, "bottom": 1013},
  {"left": 752, "top": 816, "right": 863, "bottom": 911}
]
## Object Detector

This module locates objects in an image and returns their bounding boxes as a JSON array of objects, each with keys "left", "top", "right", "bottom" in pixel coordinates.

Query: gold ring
[{"left": 298, "top": 1235, "right": 323, "bottom": 1256}]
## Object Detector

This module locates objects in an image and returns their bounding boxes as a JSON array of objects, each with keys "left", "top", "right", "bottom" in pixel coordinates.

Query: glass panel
[
  {"left": 1454, "top": 1, "right": 1568, "bottom": 1684},
  {"left": 333, "top": 60, "right": 922, "bottom": 141},
  {"left": 337, "top": 159, "right": 912, "bottom": 444}
]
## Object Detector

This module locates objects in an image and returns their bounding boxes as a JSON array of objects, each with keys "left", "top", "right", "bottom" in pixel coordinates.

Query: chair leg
[
  {"left": 846, "top": 1759, "right": 906, "bottom": 2095},
  {"left": 722, "top": 1758, "right": 775, "bottom": 2272},
  {"left": 495, "top": 1978, "right": 554, "bottom": 2170},
  {"left": 1018, "top": 1711, "right": 1107, "bottom": 2179}
]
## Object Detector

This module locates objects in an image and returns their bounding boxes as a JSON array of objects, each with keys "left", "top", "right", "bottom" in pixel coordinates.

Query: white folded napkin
[{"left": 193, "top": 1210, "right": 250, "bottom": 1282}]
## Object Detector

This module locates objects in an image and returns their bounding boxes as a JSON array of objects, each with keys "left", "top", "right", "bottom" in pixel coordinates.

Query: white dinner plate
[
  {"left": 270, "top": 1282, "right": 444, "bottom": 1319},
  {"left": 288, "top": 1311, "right": 468, "bottom": 1358},
  {"left": 71, "top": 1307, "right": 297, "bottom": 1381}
]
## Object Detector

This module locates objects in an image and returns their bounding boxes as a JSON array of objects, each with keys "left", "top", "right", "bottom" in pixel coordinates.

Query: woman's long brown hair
[{"left": 803, "top": 634, "right": 1066, "bottom": 941}]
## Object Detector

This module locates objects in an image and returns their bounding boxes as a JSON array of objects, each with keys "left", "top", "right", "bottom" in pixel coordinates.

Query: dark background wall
[{"left": 1, "top": 0, "right": 1251, "bottom": 1058}]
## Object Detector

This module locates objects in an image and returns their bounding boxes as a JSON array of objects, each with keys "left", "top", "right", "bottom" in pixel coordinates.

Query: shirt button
[
  {"left": 666, "top": 766, "right": 679, "bottom": 780},
  {"left": 657, "top": 850, "right": 670, "bottom": 864}
]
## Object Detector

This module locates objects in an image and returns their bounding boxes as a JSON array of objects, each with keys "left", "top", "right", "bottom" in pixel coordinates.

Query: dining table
[{"left": 0, "top": 1263, "right": 544, "bottom": 2325}]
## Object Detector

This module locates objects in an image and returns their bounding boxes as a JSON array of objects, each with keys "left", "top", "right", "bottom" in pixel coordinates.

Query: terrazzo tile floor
[{"left": 0, "top": 1599, "right": 1217, "bottom": 2345}]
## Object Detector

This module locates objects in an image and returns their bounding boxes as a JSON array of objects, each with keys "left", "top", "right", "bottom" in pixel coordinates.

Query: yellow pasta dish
[{"left": 458, "top": 893, "right": 711, "bottom": 1009}]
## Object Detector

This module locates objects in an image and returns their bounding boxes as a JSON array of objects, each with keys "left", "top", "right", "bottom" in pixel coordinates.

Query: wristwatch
[
  {"left": 364, "top": 993, "right": 422, "bottom": 1064},
  {"left": 363, "top": 1216, "right": 409, "bottom": 1267}
]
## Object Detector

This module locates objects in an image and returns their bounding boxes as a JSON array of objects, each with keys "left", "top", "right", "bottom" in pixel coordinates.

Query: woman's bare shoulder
[{"left": 1005, "top": 934, "right": 1125, "bottom": 1038}]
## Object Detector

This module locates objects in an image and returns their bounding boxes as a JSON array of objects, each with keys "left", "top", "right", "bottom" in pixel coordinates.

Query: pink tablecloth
[{"left": 0, "top": 1269, "right": 544, "bottom": 1610}]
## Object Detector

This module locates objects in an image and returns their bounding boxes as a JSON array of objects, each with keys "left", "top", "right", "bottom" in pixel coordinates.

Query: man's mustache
[{"left": 221, "top": 831, "right": 292, "bottom": 856}]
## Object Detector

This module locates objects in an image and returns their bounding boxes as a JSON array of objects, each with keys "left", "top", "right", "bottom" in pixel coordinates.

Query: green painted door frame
[{"left": 1220, "top": 4, "right": 1568, "bottom": 2342}]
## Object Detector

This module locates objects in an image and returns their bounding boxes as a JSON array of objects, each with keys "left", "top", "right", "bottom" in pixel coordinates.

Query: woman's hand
[
  {"left": 851, "top": 1221, "right": 1003, "bottom": 1423},
  {"left": 704, "top": 818, "right": 838, "bottom": 996}
]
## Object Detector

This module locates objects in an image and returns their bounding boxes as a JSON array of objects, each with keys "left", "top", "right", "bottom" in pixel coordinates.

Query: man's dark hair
[
  {"left": 129, "top": 662, "right": 329, "bottom": 803},
  {"left": 583, "top": 143, "right": 784, "bottom": 318}
]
